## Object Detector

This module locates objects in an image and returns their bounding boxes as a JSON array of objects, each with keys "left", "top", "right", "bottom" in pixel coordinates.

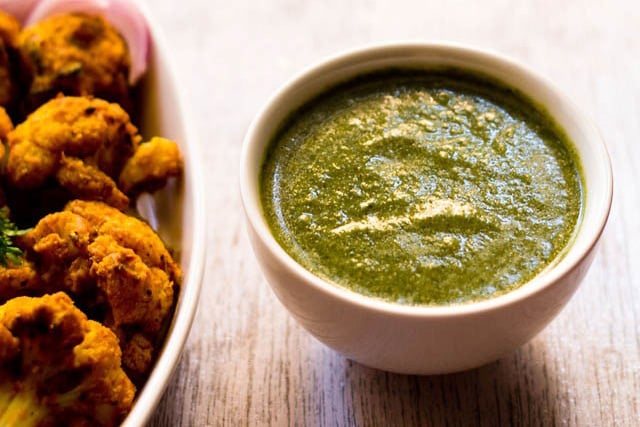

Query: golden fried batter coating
[
  {"left": 63, "top": 197, "right": 121, "bottom": 223},
  {"left": 0, "top": 11, "right": 185, "bottom": 420},
  {"left": 0, "top": 106, "right": 11, "bottom": 205},
  {"left": 0, "top": 260, "right": 42, "bottom": 303},
  {"left": 0, "top": 292, "right": 135, "bottom": 426},
  {"left": 19, "top": 210, "right": 93, "bottom": 294},
  {"left": 0, "top": 11, "right": 22, "bottom": 110},
  {"left": 5, "top": 140, "right": 53, "bottom": 187},
  {"left": 5, "top": 96, "right": 140, "bottom": 212},
  {"left": 4, "top": 94, "right": 184, "bottom": 216},
  {"left": 119, "top": 137, "right": 184, "bottom": 196},
  {"left": 88, "top": 234, "right": 174, "bottom": 333},
  {"left": 7, "top": 96, "right": 139, "bottom": 185},
  {"left": 19, "top": 13, "right": 131, "bottom": 111},
  {"left": 121, "top": 333, "right": 154, "bottom": 377},
  {"left": 0, "top": 321, "right": 18, "bottom": 361},
  {"left": 0, "top": 106, "right": 13, "bottom": 141},
  {"left": 57, "top": 155, "right": 129, "bottom": 210},
  {"left": 67, "top": 199, "right": 181, "bottom": 282},
  {"left": 19, "top": 200, "right": 181, "bottom": 381},
  {"left": 22, "top": 210, "right": 92, "bottom": 263},
  {"left": 10, "top": 96, "right": 133, "bottom": 160},
  {"left": 0, "top": 11, "right": 19, "bottom": 46}
]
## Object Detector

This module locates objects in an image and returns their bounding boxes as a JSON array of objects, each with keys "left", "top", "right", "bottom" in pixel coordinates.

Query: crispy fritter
[
  {"left": 23, "top": 210, "right": 92, "bottom": 262},
  {"left": 57, "top": 155, "right": 129, "bottom": 210},
  {"left": 19, "top": 210, "right": 93, "bottom": 292},
  {"left": 4, "top": 94, "right": 184, "bottom": 216},
  {"left": 0, "top": 105, "right": 13, "bottom": 141},
  {"left": 119, "top": 137, "right": 184, "bottom": 197},
  {"left": 0, "top": 9, "right": 186, "bottom": 424},
  {"left": 0, "top": 259, "right": 42, "bottom": 303},
  {"left": 88, "top": 234, "right": 175, "bottom": 332},
  {"left": 19, "top": 200, "right": 181, "bottom": 381},
  {"left": 121, "top": 333, "right": 154, "bottom": 378},
  {"left": 4, "top": 96, "right": 139, "bottom": 216},
  {"left": 0, "top": 107, "right": 11, "bottom": 205},
  {"left": 0, "top": 11, "right": 23, "bottom": 111},
  {"left": 0, "top": 292, "right": 135, "bottom": 427},
  {"left": 7, "top": 96, "right": 139, "bottom": 187},
  {"left": 19, "top": 13, "right": 131, "bottom": 112},
  {"left": 67, "top": 199, "right": 181, "bottom": 282},
  {"left": 0, "top": 11, "right": 19, "bottom": 49}
]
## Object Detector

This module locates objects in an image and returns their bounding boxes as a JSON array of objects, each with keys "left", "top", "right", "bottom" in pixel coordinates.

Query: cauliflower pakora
[
  {"left": 0, "top": 292, "right": 135, "bottom": 427},
  {"left": 57, "top": 154, "right": 130, "bottom": 210},
  {"left": 0, "top": 8, "right": 187, "bottom": 423},
  {"left": 119, "top": 136, "right": 184, "bottom": 197},
  {"left": 5, "top": 95, "right": 184, "bottom": 219},
  {"left": 0, "top": 104, "right": 14, "bottom": 141},
  {"left": 6, "top": 95, "right": 139, "bottom": 190},
  {"left": 18, "top": 200, "right": 181, "bottom": 383},
  {"left": 0, "top": 259, "right": 42, "bottom": 302},
  {"left": 0, "top": 10, "right": 26, "bottom": 113},
  {"left": 19, "top": 13, "right": 131, "bottom": 112}
]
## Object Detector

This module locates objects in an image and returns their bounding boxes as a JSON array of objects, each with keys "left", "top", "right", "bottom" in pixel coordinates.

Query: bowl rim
[
  {"left": 240, "top": 40, "right": 613, "bottom": 319},
  {"left": 122, "top": 2, "right": 206, "bottom": 426}
]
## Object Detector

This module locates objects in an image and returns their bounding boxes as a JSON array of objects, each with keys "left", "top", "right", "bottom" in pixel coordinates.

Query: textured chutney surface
[{"left": 261, "top": 70, "right": 583, "bottom": 306}]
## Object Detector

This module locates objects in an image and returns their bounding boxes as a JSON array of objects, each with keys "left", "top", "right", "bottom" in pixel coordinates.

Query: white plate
[{"left": 122, "top": 2, "right": 205, "bottom": 425}]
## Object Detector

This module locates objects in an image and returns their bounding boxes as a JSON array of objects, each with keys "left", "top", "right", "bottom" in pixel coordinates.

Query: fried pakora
[
  {"left": 0, "top": 259, "right": 42, "bottom": 303},
  {"left": 57, "top": 154, "right": 130, "bottom": 210},
  {"left": 5, "top": 95, "right": 184, "bottom": 217},
  {"left": 119, "top": 136, "right": 184, "bottom": 197},
  {"left": 0, "top": 292, "right": 135, "bottom": 427},
  {"left": 0, "top": 8, "right": 187, "bottom": 422},
  {"left": 17, "top": 200, "right": 181, "bottom": 383},
  {"left": 0, "top": 11, "right": 26, "bottom": 113},
  {"left": 19, "top": 13, "right": 131, "bottom": 112},
  {"left": 7, "top": 96, "right": 139, "bottom": 187},
  {"left": 0, "top": 105, "right": 13, "bottom": 141},
  {"left": 5, "top": 95, "right": 138, "bottom": 213}
]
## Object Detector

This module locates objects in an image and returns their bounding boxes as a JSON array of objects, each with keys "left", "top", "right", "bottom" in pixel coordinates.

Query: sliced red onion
[
  {"left": 26, "top": 0, "right": 150, "bottom": 84},
  {"left": 0, "top": 0, "right": 42, "bottom": 23}
]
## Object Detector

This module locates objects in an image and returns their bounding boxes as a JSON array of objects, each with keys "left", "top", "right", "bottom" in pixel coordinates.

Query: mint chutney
[{"left": 260, "top": 69, "right": 583, "bottom": 306}]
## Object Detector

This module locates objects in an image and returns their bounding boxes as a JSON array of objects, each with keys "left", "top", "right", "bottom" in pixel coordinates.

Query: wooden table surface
[{"left": 146, "top": 0, "right": 639, "bottom": 425}]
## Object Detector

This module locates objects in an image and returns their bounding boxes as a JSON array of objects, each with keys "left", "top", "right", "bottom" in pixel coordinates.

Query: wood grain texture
[{"left": 144, "top": 0, "right": 640, "bottom": 425}]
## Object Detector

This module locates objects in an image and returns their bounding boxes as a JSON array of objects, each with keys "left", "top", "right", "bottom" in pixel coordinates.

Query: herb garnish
[{"left": 0, "top": 207, "right": 29, "bottom": 267}]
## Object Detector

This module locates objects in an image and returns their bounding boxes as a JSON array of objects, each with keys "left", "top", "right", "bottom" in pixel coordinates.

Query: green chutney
[{"left": 260, "top": 69, "right": 583, "bottom": 306}]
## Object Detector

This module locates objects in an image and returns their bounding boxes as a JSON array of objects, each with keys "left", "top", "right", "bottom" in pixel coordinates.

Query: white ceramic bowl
[
  {"left": 121, "top": 4, "right": 205, "bottom": 426},
  {"left": 240, "top": 42, "right": 612, "bottom": 375}
]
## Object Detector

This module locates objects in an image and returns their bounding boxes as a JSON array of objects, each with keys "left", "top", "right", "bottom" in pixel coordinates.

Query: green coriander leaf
[{"left": 0, "top": 207, "right": 29, "bottom": 267}]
